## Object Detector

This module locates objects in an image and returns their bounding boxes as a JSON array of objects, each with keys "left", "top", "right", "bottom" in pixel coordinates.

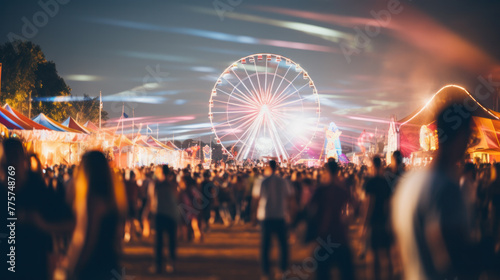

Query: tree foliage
[
  {"left": 70, "top": 94, "right": 109, "bottom": 124},
  {"left": 0, "top": 40, "right": 108, "bottom": 123}
]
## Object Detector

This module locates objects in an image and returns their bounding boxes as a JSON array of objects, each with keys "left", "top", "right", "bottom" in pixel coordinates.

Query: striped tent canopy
[
  {"left": 165, "top": 141, "right": 179, "bottom": 150},
  {"left": 133, "top": 135, "right": 153, "bottom": 148},
  {"left": 62, "top": 117, "right": 90, "bottom": 134},
  {"left": 145, "top": 135, "right": 175, "bottom": 151},
  {"left": 0, "top": 105, "right": 35, "bottom": 130},
  {"left": 3, "top": 104, "right": 50, "bottom": 130},
  {"left": 32, "top": 113, "right": 82, "bottom": 133},
  {"left": 84, "top": 121, "right": 99, "bottom": 133},
  {"left": 113, "top": 134, "right": 134, "bottom": 149}
]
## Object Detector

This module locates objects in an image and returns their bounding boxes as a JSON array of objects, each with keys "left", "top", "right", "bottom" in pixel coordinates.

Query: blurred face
[
  {"left": 263, "top": 166, "right": 273, "bottom": 176},
  {"left": 155, "top": 166, "right": 164, "bottom": 181},
  {"left": 30, "top": 156, "right": 39, "bottom": 173}
]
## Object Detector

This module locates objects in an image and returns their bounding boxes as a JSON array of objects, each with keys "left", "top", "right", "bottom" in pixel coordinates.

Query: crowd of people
[{"left": 1, "top": 105, "right": 500, "bottom": 280}]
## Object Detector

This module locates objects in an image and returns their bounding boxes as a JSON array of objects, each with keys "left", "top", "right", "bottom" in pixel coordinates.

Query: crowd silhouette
[{"left": 1, "top": 105, "right": 500, "bottom": 279}]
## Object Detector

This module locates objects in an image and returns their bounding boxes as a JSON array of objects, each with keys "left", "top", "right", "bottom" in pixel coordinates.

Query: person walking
[
  {"left": 151, "top": 165, "right": 179, "bottom": 274},
  {"left": 364, "top": 156, "right": 394, "bottom": 280},
  {"left": 392, "top": 103, "right": 490, "bottom": 279},
  {"left": 253, "top": 160, "right": 294, "bottom": 280},
  {"left": 65, "top": 151, "right": 127, "bottom": 280},
  {"left": 305, "top": 159, "right": 355, "bottom": 280}
]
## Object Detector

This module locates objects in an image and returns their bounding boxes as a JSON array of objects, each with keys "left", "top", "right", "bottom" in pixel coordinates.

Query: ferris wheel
[{"left": 209, "top": 53, "right": 320, "bottom": 161}]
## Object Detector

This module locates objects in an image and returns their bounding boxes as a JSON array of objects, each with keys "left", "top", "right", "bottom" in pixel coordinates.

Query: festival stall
[
  {"left": 0, "top": 104, "right": 187, "bottom": 168},
  {"left": 31, "top": 113, "right": 88, "bottom": 165},
  {"left": 0, "top": 123, "right": 8, "bottom": 138},
  {"left": 84, "top": 121, "right": 99, "bottom": 133},
  {"left": 112, "top": 134, "right": 134, "bottom": 167},
  {"left": 0, "top": 105, "right": 36, "bottom": 130},
  {"left": 62, "top": 117, "right": 91, "bottom": 134},
  {"left": 128, "top": 135, "right": 183, "bottom": 168},
  {"left": 131, "top": 135, "right": 155, "bottom": 167},
  {"left": 389, "top": 85, "right": 500, "bottom": 164}
]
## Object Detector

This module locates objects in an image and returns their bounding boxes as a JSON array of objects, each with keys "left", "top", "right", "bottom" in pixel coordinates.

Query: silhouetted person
[
  {"left": 151, "top": 165, "right": 179, "bottom": 274},
  {"left": 200, "top": 170, "right": 215, "bottom": 231},
  {"left": 305, "top": 159, "right": 355, "bottom": 280},
  {"left": 65, "top": 151, "right": 126, "bottom": 280},
  {"left": 364, "top": 156, "right": 394, "bottom": 280},
  {"left": 124, "top": 170, "right": 139, "bottom": 242},
  {"left": 253, "top": 160, "right": 294, "bottom": 280},
  {"left": 393, "top": 103, "right": 489, "bottom": 279},
  {"left": 1, "top": 139, "right": 75, "bottom": 280}
]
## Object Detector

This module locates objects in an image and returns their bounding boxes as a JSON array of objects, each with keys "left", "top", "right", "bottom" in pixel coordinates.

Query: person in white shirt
[{"left": 252, "top": 160, "right": 294, "bottom": 280}]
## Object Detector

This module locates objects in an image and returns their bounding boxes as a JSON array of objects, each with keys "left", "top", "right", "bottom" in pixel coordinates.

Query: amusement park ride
[{"left": 208, "top": 53, "right": 321, "bottom": 163}]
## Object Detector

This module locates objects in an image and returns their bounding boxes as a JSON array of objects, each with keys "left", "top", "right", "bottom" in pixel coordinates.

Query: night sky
[{"left": 1, "top": 0, "right": 500, "bottom": 149}]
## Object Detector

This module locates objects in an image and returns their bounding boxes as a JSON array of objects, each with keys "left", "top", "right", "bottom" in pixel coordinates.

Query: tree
[
  {"left": 0, "top": 40, "right": 72, "bottom": 121},
  {"left": 70, "top": 94, "right": 109, "bottom": 124},
  {"left": 32, "top": 61, "right": 72, "bottom": 121}
]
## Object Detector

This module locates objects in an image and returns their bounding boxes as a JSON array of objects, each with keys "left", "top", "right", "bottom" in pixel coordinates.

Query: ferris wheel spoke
[
  {"left": 267, "top": 60, "right": 281, "bottom": 103},
  {"left": 265, "top": 57, "right": 269, "bottom": 103},
  {"left": 226, "top": 112, "right": 258, "bottom": 129},
  {"left": 211, "top": 54, "right": 319, "bottom": 161},
  {"left": 266, "top": 115, "right": 289, "bottom": 159},
  {"left": 217, "top": 88, "right": 256, "bottom": 108},
  {"left": 236, "top": 112, "right": 264, "bottom": 141},
  {"left": 253, "top": 57, "right": 263, "bottom": 96},
  {"left": 272, "top": 82, "right": 310, "bottom": 107},
  {"left": 272, "top": 97, "right": 306, "bottom": 109},
  {"left": 227, "top": 112, "right": 261, "bottom": 139},
  {"left": 231, "top": 69, "right": 261, "bottom": 105},
  {"left": 238, "top": 115, "right": 266, "bottom": 158},
  {"left": 269, "top": 71, "right": 303, "bottom": 107},
  {"left": 227, "top": 118, "right": 261, "bottom": 158},
  {"left": 268, "top": 64, "right": 293, "bottom": 105},
  {"left": 271, "top": 117, "right": 306, "bottom": 152},
  {"left": 222, "top": 76, "right": 259, "bottom": 107},
  {"left": 242, "top": 64, "right": 263, "bottom": 104},
  {"left": 215, "top": 99, "right": 256, "bottom": 109}
]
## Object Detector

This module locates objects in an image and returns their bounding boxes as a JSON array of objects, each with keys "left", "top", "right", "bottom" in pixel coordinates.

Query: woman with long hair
[{"left": 64, "top": 151, "right": 127, "bottom": 280}]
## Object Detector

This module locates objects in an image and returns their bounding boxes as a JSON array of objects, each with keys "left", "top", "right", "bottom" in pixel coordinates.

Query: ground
[{"left": 120, "top": 223, "right": 380, "bottom": 280}]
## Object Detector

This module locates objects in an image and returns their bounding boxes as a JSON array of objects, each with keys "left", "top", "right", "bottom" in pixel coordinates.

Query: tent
[
  {"left": 32, "top": 113, "right": 83, "bottom": 133},
  {"left": 3, "top": 104, "right": 50, "bottom": 130},
  {"left": 62, "top": 117, "right": 90, "bottom": 134},
  {"left": 165, "top": 140, "right": 179, "bottom": 150},
  {"left": 0, "top": 106, "right": 34, "bottom": 129},
  {"left": 113, "top": 134, "right": 134, "bottom": 149},
  {"left": 392, "top": 85, "right": 500, "bottom": 159},
  {"left": 145, "top": 135, "right": 175, "bottom": 151},
  {"left": 84, "top": 121, "right": 99, "bottom": 133},
  {"left": 133, "top": 135, "right": 152, "bottom": 148}
]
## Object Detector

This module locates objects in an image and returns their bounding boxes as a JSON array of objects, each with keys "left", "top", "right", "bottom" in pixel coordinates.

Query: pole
[
  {"left": 0, "top": 63, "right": 2, "bottom": 96},
  {"left": 132, "top": 108, "right": 135, "bottom": 138},
  {"left": 99, "top": 91, "right": 102, "bottom": 130},
  {"left": 121, "top": 103, "right": 124, "bottom": 135},
  {"left": 28, "top": 91, "right": 32, "bottom": 119}
]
